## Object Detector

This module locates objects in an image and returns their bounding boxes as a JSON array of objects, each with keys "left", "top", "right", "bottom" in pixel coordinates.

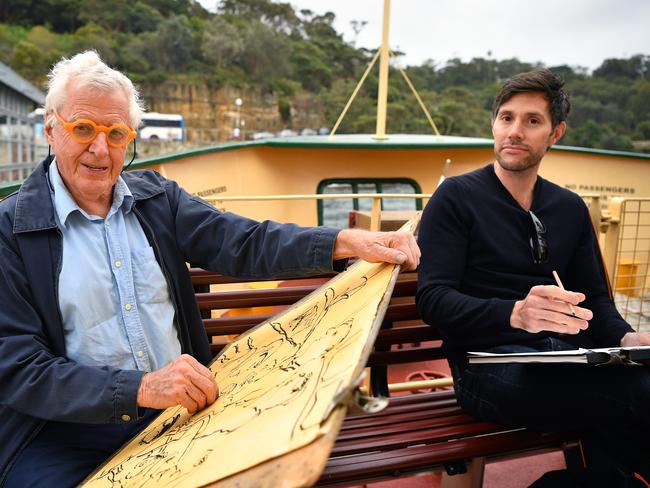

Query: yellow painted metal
[
  {"left": 391, "top": 49, "right": 441, "bottom": 137},
  {"left": 388, "top": 377, "right": 454, "bottom": 393},
  {"left": 370, "top": 197, "right": 382, "bottom": 231},
  {"left": 329, "top": 50, "right": 380, "bottom": 138},
  {"left": 140, "top": 144, "right": 650, "bottom": 229},
  {"left": 602, "top": 197, "right": 650, "bottom": 332},
  {"left": 374, "top": 0, "right": 391, "bottom": 140},
  {"left": 205, "top": 193, "right": 431, "bottom": 202}
]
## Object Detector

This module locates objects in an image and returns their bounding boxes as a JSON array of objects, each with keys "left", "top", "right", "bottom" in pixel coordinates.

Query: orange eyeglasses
[{"left": 53, "top": 110, "right": 137, "bottom": 148}]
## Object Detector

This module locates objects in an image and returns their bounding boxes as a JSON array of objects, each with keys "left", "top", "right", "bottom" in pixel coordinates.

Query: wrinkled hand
[
  {"left": 333, "top": 229, "right": 420, "bottom": 271},
  {"left": 621, "top": 331, "right": 650, "bottom": 347},
  {"left": 510, "top": 285, "right": 592, "bottom": 334},
  {"left": 137, "top": 354, "right": 219, "bottom": 414}
]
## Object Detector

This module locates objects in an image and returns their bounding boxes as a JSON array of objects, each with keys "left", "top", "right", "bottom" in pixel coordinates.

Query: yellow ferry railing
[
  {"left": 206, "top": 192, "right": 650, "bottom": 331},
  {"left": 603, "top": 197, "right": 650, "bottom": 332},
  {"left": 205, "top": 193, "right": 431, "bottom": 232}
]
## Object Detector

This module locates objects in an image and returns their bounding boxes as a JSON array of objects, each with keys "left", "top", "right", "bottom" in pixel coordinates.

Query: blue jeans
[
  {"left": 451, "top": 337, "right": 650, "bottom": 475},
  {"left": 4, "top": 409, "right": 159, "bottom": 488}
]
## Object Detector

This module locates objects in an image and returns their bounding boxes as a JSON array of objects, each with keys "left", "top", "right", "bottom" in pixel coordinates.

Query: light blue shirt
[{"left": 49, "top": 161, "right": 181, "bottom": 371}]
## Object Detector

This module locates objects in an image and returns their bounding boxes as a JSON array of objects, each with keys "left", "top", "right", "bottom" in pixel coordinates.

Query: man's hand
[
  {"left": 621, "top": 331, "right": 650, "bottom": 347},
  {"left": 333, "top": 229, "right": 420, "bottom": 271},
  {"left": 137, "top": 354, "right": 219, "bottom": 414},
  {"left": 510, "top": 285, "right": 592, "bottom": 334}
]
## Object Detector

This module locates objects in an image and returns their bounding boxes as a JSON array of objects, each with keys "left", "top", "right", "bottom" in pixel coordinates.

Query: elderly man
[
  {"left": 0, "top": 51, "right": 419, "bottom": 487},
  {"left": 416, "top": 69, "right": 650, "bottom": 486}
]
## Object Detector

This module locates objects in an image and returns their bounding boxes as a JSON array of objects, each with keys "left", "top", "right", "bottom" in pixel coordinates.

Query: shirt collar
[{"left": 49, "top": 160, "right": 134, "bottom": 226}]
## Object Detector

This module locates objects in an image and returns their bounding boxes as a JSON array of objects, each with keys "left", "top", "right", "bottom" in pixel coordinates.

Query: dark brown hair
[{"left": 493, "top": 68, "right": 571, "bottom": 127}]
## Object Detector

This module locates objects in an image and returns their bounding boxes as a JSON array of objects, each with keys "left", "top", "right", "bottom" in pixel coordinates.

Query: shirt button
[
  {"left": 115, "top": 260, "right": 122, "bottom": 268},
  {"left": 136, "top": 350, "right": 144, "bottom": 358},
  {"left": 121, "top": 414, "right": 131, "bottom": 422},
  {"left": 124, "top": 303, "right": 132, "bottom": 311}
]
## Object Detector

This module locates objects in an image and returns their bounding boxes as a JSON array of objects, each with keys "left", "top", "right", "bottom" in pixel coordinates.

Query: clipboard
[{"left": 467, "top": 346, "right": 650, "bottom": 366}]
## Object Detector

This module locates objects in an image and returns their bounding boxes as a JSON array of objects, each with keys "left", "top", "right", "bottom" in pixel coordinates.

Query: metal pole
[{"left": 374, "top": 0, "right": 391, "bottom": 140}]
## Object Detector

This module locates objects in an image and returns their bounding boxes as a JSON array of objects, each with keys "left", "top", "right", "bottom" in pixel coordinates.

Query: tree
[
  {"left": 154, "top": 15, "right": 194, "bottom": 72},
  {"left": 634, "top": 121, "right": 650, "bottom": 140},
  {"left": 627, "top": 81, "right": 650, "bottom": 121},
  {"left": 11, "top": 40, "right": 47, "bottom": 83},
  {"left": 116, "top": 33, "right": 152, "bottom": 76},
  {"left": 594, "top": 55, "right": 649, "bottom": 80},
  {"left": 25, "top": 25, "right": 56, "bottom": 49},
  {"left": 0, "top": 0, "right": 35, "bottom": 25},
  {"left": 79, "top": 0, "right": 131, "bottom": 32},
  {"left": 129, "top": 2, "right": 164, "bottom": 33},
  {"left": 147, "top": 0, "right": 208, "bottom": 18},
  {"left": 548, "top": 64, "right": 585, "bottom": 83},
  {"left": 39, "top": 0, "right": 84, "bottom": 32},
  {"left": 71, "top": 22, "right": 116, "bottom": 64},
  {"left": 564, "top": 119, "right": 633, "bottom": 151},
  {"left": 239, "top": 20, "right": 291, "bottom": 83},
  {"left": 219, "top": 0, "right": 299, "bottom": 32},
  {"left": 201, "top": 16, "right": 244, "bottom": 69},
  {"left": 290, "top": 40, "right": 332, "bottom": 91}
]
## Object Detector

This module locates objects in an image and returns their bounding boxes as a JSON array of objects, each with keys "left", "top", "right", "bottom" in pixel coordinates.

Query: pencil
[{"left": 552, "top": 270, "right": 577, "bottom": 315}]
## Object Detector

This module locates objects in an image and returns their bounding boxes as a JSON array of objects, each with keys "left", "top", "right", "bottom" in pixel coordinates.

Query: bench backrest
[{"left": 190, "top": 268, "right": 441, "bottom": 375}]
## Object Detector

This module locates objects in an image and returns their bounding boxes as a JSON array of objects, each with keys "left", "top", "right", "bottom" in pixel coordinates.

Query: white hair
[{"left": 44, "top": 50, "right": 144, "bottom": 129}]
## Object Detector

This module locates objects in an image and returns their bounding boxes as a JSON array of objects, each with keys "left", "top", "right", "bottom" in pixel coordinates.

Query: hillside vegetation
[{"left": 1, "top": 0, "right": 649, "bottom": 151}]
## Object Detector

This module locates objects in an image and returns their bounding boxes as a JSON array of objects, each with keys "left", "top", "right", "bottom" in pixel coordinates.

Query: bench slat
[
  {"left": 188, "top": 268, "right": 579, "bottom": 485},
  {"left": 318, "top": 429, "right": 572, "bottom": 486},
  {"left": 340, "top": 405, "right": 463, "bottom": 431}
]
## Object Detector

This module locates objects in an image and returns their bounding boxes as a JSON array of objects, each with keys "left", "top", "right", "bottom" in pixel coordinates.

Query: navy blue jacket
[{"left": 0, "top": 159, "right": 341, "bottom": 481}]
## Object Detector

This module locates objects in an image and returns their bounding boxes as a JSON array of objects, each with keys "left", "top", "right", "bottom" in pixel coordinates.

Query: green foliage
[
  {"left": 627, "top": 81, "right": 650, "bottom": 121},
  {"left": 0, "top": 23, "right": 28, "bottom": 64},
  {"left": 635, "top": 121, "right": 650, "bottom": 140},
  {"left": 290, "top": 40, "right": 332, "bottom": 91},
  {"left": 201, "top": 17, "right": 243, "bottom": 69},
  {"left": 0, "top": 0, "right": 647, "bottom": 152},
  {"left": 154, "top": 15, "right": 194, "bottom": 72},
  {"left": 219, "top": 0, "right": 299, "bottom": 32},
  {"left": 593, "top": 55, "right": 650, "bottom": 81},
  {"left": 11, "top": 40, "right": 47, "bottom": 82},
  {"left": 238, "top": 19, "right": 292, "bottom": 84},
  {"left": 71, "top": 22, "right": 116, "bottom": 64},
  {"left": 278, "top": 96, "right": 291, "bottom": 123},
  {"left": 563, "top": 119, "right": 634, "bottom": 151},
  {"left": 129, "top": 2, "right": 164, "bottom": 33}
]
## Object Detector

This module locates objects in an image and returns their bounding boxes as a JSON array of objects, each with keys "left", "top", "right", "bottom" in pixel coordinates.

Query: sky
[{"left": 199, "top": 0, "right": 650, "bottom": 72}]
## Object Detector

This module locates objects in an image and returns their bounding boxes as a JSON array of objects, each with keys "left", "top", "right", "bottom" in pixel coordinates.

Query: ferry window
[
  {"left": 317, "top": 178, "right": 422, "bottom": 227},
  {"left": 320, "top": 183, "right": 354, "bottom": 229},
  {"left": 382, "top": 182, "right": 418, "bottom": 211}
]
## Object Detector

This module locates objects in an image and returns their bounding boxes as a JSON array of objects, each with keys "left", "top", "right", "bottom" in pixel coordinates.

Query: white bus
[{"left": 138, "top": 112, "right": 185, "bottom": 142}]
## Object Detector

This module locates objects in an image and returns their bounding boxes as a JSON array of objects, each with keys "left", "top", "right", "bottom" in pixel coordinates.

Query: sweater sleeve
[{"left": 416, "top": 179, "right": 516, "bottom": 350}]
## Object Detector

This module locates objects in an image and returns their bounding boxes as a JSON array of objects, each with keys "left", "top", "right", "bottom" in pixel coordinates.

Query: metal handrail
[{"left": 204, "top": 193, "right": 430, "bottom": 231}]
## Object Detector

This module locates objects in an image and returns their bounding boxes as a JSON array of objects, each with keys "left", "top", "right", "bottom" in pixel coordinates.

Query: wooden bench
[{"left": 191, "top": 267, "right": 581, "bottom": 487}]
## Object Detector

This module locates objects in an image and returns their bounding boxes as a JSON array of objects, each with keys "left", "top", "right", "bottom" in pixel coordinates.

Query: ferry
[
  {"left": 1, "top": 1, "right": 649, "bottom": 485},
  {"left": 119, "top": 134, "right": 649, "bottom": 228}
]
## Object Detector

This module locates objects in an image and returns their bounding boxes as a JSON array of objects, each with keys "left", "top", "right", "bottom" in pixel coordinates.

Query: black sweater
[{"left": 416, "top": 164, "right": 632, "bottom": 361}]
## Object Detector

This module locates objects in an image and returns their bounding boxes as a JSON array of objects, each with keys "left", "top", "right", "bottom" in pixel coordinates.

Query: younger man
[{"left": 417, "top": 69, "right": 650, "bottom": 485}]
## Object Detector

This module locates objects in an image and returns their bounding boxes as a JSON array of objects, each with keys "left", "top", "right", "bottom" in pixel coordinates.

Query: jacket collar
[
  {"left": 13, "top": 158, "right": 165, "bottom": 234},
  {"left": 13, "top": 158, "right": 58, "bottom": 234},
  {"left": 121, "top": 170, "right": 166, "bottom": 201}
]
